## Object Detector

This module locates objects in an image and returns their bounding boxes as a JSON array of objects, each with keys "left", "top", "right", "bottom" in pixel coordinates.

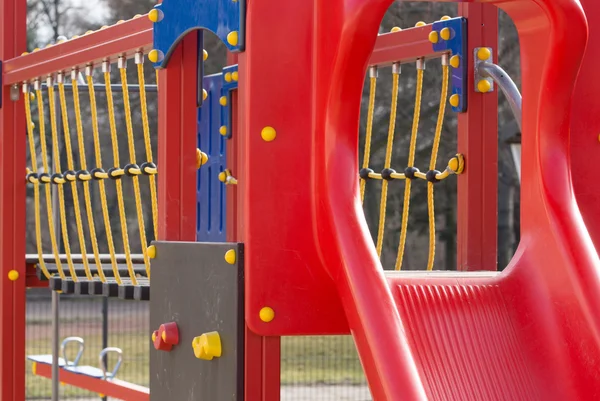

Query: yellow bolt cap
[
  {"left": 440, "top": 15, "right": 451, "bottom": 21},
  {"left": 232, "top": 71, "right": 239, "bottom": 81},
  {"left": 227, "top": 31, "right": 239, "bottom": 46},
  {"left": 33, "top": 48, "right": 40, "bottom": 52},
  {"left": 21, "top": 51, "right": 29, "bottom": 56},
  {"left": 428, "top": 31, "right": 439, "bottom": 44},
  {"left": 448, "top": 157, "right": 459, "bottom": 173},
  {"left": 477, "top": 79, "right": 492, "bottom": 93},
  {"left": 261, "top": 126, "right": 276, "bottom": 142},
  {"left": 218, "top": 171, "right": 227, "bottom": 183},
  {"left": 8, "top": 270, "right": 19, "bottom": 281},
  {"left": 219, "top": 126, "right": 228, "bottom": 136},
  {"left": 219, "top": 96, "right": 228, "bottom": 106},
  {"left": 148, "top": 9, "right": 163, "bottom": 23},
  {"left": 450, "top": 55, "right": 460, "bottom": 69},
  {"left": 203, "top": 49, "right": 208, "bottom": 61},
  {"left": 148, "top": 49, "right": 164, "bottom": 63},
  {"left": 192, "top": 332, "right": 222, "bottom": 360},
  {"left": 161, "top": 331, "right": 166, "bottom": 341},
  {"left": 477, "top": 47, "right": 491, "bottom": 61},
  {"left": 151, "top": 332, "right": 157, "bottom": 342},
  {"left": 224, "top": 72, "right": 232, "bottom": 82},
  {"left": 224, "top": 250, "right": 236, "bottom": 265},
  {"left": 196, "top": 149, "right": 208, "bottom": 168},
  {"left": 449, "top": 94, "right": 460, "bottom": 108},
  {"left": 440, "top": 27, "right": 451, "bottom": 41},
  {"left": 259, "top": 307, "right": 275, "bottom": 323},
  {"left": 202, "top": 89, "right": 208, "bottom": 101},
  {"left": 415, "top": 21, "right": 426, "bottom": 27},
  {"left": 147, "top": 245, "right": 157, "bottom": 259},
  {"left": 390, "top": 26, "right": 401, "bottom": 33}
]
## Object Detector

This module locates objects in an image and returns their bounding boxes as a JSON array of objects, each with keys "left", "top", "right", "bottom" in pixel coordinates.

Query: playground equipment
[
  {"left": 29, "top": 337, "right": 149, "bottom": 400},
  {"left": 2, "top": 0, "right": 600, "bottom": 399}
]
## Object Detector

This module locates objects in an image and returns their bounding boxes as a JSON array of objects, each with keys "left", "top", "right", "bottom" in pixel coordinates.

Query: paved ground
[{"left": 27, "top": 385, "right": 372, "bottom": 401}]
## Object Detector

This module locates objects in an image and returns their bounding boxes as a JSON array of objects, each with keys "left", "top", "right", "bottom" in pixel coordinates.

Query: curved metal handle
[
  {"left": 99, "top": 347, "right": 123, "bottom": 380},
  {"left": 60, "top": 337, "right": 85, "bottom": 367},
  {"left": 477, "top": 61, "right": 522, "bottom": 131}
]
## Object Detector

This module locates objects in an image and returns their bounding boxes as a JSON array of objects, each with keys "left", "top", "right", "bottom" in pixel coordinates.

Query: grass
[{"left": 26, "top": 332, "right": 366, "bottom": 398}]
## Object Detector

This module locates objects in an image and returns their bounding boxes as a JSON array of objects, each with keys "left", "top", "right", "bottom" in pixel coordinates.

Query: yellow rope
[
  {"left": 425, "top": 64, "right": 450, "bottom": 271},
  {"left": 102, "top": 71, "right": 137, "bottom": 285},
  {"left": 36, "top": 88, "right": 65, "bottom": 279},
  {"left": 375, "top": 68, "right": 399, "bottom": 256},
  {"left": 120, "top": 65, "right": 151, "bottom": 279},
  {"left": 85, "top": 74, "right": 127, "bottom": 286},
  {"left": 25, "top": 92, "right": 51, "bottom": 279},
  {"left": 47, "top": 84, "right": 78, "bottom": 281},
  {"left": 72, "top": 77, "right": 109, "bottom": 283},
  {"left": 58, "top": 80, "right": 93, "bottom": 281},
  {"left": 395, "top": 66, "right": 424, "bottom": 271},
  {"left": 360, "top": 75, "right": 377, "bottom": 203},
  {"left": 137, "top": 61, "right": 158, "bottom": 240}
]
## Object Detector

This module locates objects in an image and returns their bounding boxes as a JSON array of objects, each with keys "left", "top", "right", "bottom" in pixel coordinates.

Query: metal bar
[
  {"left": 26, "top": 253, "right": 146, "bottom": 263},
  {"left": 51, "top": 291, "right": 60, "bottom": 401},
  {"left": 369, "top": 25, "right": 443, "bottom": 67},
  {"left": 101, "top": 297, "right": 108, "bottom": 401},
  {"left": 3, "top": 16, "right": 152, "bottom": 85},
  {"left": 478, "top": 62, "right": 522, "bottom": 130},
  {"left": 41, "top": 83, "right": 158, "bottom": 93},
  {"left": 0, "top": 0, "right": 27, "bottom": 397},
  {"left": 457, "top": 3, "right": 499, "bottom": 271}
]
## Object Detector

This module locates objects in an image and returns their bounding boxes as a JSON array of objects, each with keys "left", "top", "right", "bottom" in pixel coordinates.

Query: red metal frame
[
  {"left": 369, "top": 25, "right": 444, "bottom": 66},
  {"left": 33, "top": 362, "right": 149, "bottom": 401},
  {"left": 456, "top": 4, "right": 498, "bottom": 271},
  {"left": 0, "top": 0, "right": 27, "bottom": 399},
  {"left": 3, "top": 16, "right": 152, "bottom": 84}
]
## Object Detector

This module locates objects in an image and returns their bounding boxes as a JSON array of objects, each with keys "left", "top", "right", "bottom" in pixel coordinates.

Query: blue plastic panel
[
  {"left": 432, "top": 17, "right": 468, "bottom": 113},
  {"left": 151, "top": 0, "right": 245, "bottom": 69},
  {"left": 197, "top": 74, "right": 227, "bottom": 242}
]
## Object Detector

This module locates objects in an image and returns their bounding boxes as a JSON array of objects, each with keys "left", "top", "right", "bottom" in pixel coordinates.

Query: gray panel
[{"left": 150, "top": 241, "right": 244, "bottom": 401}]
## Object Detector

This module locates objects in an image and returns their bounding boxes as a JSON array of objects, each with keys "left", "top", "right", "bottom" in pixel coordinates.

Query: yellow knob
[
  {"left": 440, "top": 27, "right": 451, "bottom": 41},
  {"left": 415, "top": 21, "right": 426, "bottom": 27},
  {"left": 219, "top": 96, "right": 228, "bottom": 106},
  {"left": 203, "top": 49, "right": 208, "bottom": 61},
  {"left": 449, "top": 94, "right": 460, "bottom": 108},
  {"left": 477, "top": 79, "right": 492, "bottom": 93},
  {"left": 259, "top": 307, "right": 275, "bottom": 323},
  {"left": 192, "top": 332, "right": 222, "bottom": 360},
  {"left": 428, "top": 31, "right": 439, "bottom": 44},
  {"left": 227, "top": 31, "right": 239, "bottom": 46},
  {"left": 477, "top": 47, "right": 491, "bottom": 61},
  {"left": 148, "top": 49, "right": 164, "bottom": 63},
  {"left": 147, "top": 245, "right": 157, "bottom": 259},
  {"left": 152, "top": 332, "right": 157, "bottom": 342},
  {"left": 449, "top": 55, "right": 460, "bottom": 69},
  {"left": 218, "top": 171, "right": 227, "bottom": 183},
  {"left": 202, "top": 89, "right": 208, "bottom": 101},
  {"left": 261, "top": 126, "right": 277, "bottom": 142},
  {"left": 224, "top": 72, "right": 232, "bottom": 82},
  {"left": 390, "top": 27, "right": 401, "bottom": 33},
  {"left": 8, "top": 270, "right": 19, "bottom": 281},
  {"left": 224, "top": 249, "right": 236, "bottom": 265},
  {"left": 219, "top": 126, "right": 228, "bottom": 136},
  {"left": 232, "top": 71, "right": 239, "bottom": 81},
  {"left": 148, "top": 9, "right": 162, "bottom": 23},
  {"left": 440, "top": 15, "right": 451, "bottom": 21}
]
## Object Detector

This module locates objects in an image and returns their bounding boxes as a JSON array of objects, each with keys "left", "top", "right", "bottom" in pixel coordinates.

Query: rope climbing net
[
  {"left": 360, "top": 29, "right": 465, "bottom": 272},
  {"left": 23, "top": 28, "right": 159, "bottom": 294}
]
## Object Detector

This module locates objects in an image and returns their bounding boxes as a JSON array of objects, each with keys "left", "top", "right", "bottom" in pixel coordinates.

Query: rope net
[
  {"left": 359, "top": 54, "right": 464, "bottom": 271},
  {"left": 25, "top": 52, "right": 158, "bottom": 288}
]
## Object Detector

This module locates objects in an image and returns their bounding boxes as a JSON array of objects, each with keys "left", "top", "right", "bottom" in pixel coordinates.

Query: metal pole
[
  {"left": 101, "top": 297, "right": 108, "bottom": 401},
  {"left": 51, "top": 291, "right": 60, "bottom": 401},
  {"left": 477, "top": 61, "right": 522, "bottom": 131}
]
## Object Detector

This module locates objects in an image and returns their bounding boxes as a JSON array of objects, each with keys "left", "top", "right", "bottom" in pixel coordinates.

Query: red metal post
[
  {"left": 157, "top": 33, "right": 198, "bottom": 242},
  {"left": 0, "top": 0, "right": 27, "bottom": 399},
  {"left": 456, "top": 3, "right": 498, "bottom": 271}
]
